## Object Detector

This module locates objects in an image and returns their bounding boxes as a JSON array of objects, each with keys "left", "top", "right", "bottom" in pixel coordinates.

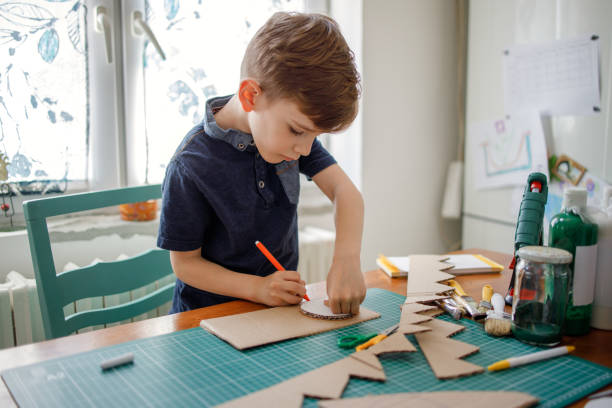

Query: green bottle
[{"left": 549, "top": 188, "right": 598, "bottom": 336}]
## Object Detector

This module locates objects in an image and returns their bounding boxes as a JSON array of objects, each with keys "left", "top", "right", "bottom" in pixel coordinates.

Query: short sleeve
[
  {"left": 299, "top": 138, "right": 337, "bottom": 179},
  {"left": 157, "top": 159, "right": 212, "bottom": 251}
]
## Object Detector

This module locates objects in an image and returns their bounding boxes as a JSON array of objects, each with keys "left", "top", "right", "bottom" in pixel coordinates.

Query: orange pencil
[{"left": 254, "top": 240, "right": 310, "bottom": 301}]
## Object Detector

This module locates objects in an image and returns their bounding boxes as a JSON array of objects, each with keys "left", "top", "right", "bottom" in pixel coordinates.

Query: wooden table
[{"left": 1, "top": 249, "right": 610, "bottom": 407}]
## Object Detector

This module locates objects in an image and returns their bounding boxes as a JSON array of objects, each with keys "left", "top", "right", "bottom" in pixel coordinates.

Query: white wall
[
  {"left": 462, "top": 0, "right": 612, "bottom": 252},
  {"left": 361, "top": 0, "right": 462, "bottom": 269}
]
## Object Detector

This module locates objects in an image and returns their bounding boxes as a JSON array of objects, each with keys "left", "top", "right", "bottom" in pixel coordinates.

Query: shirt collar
[{"left": 203, "top": 94, "right": 257, "bottom": 152}]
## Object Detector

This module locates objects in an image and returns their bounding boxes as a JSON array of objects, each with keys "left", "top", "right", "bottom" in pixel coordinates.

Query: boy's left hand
[{"left": 325, "top": 256, "right": 366, "bottom": 315}]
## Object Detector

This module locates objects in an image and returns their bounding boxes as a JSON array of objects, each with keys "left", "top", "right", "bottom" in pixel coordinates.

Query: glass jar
[{"left": 512, "top": 246, "right": 572, "bottom": 346}]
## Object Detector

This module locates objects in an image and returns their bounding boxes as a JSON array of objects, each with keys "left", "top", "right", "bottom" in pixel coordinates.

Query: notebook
[{"left": 377, "top": 254, "right": 504, "bottom": 278}]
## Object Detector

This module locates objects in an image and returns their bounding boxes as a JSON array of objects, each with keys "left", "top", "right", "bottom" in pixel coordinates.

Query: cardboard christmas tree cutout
[{"left": 405, "top": 255, "right": 485, "bottom": 378}]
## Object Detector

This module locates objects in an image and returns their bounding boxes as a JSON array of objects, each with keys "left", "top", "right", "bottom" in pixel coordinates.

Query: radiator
[
  {"left": 0, "top": 227, "right": 334, "bottom": 350},
  {"left": 0, "top": 265, "right": 175, "bottom": 350},
  {"left": 297, "top": 226, "right": 336, "bottom": 284}
]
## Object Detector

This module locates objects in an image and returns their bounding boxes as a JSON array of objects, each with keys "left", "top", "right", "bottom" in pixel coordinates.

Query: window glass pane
[
  {"left": 142, "top": 0, "right": 305, "bottom": 183},
  {"left": 0, "top": 1, "right": 88, "bottom": 190}
]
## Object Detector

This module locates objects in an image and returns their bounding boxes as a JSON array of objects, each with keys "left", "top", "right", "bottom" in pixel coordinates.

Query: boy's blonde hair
[{"left": 241, "top": 12, "right": 360, "bottom": 133}]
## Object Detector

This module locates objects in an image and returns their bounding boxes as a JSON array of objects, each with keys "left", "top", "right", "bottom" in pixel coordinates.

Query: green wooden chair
[{"left": 23, "top": 184, "right": 175, "bottom": 340}]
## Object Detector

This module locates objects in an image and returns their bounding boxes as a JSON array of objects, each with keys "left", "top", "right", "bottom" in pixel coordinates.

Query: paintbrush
[
  {"left": 446, "top": 279, "right": 486, "bottom": 320},
  {"left": 435, "top": 298, "right": 464, "bottom": 320},
  {"left": 484, "top": 293, "right": 512, "bottom": 336},
  {"left": 478, "top": 284, "right": 494, "bottom": 314}
]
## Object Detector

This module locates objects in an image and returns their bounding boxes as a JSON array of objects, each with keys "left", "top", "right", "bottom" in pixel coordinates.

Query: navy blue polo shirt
[{"left": 157, "top": 95, "right": 336, "bottom": 313}]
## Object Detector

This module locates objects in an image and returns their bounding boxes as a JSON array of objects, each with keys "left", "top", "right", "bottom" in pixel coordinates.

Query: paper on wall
[
  {"left": 503, "top": 35, "right": 600, "bottom": 116},
  {"left": 470, "top": 111, "right": 548, "bottom": 190}
]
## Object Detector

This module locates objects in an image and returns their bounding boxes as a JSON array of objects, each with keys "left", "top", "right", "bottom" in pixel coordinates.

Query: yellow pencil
[{"left": 488, "top": 345, "right": 575, "bottom": 371}]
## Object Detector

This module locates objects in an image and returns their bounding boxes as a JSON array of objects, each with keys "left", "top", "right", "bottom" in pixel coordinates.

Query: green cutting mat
[{"left": 2, "top": 288, "right": 611, "bottom": 407}]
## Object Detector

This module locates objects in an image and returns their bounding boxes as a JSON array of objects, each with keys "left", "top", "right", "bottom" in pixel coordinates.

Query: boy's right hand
[{"left": 255, "top": 270, "right": 306, "bottom": 306}]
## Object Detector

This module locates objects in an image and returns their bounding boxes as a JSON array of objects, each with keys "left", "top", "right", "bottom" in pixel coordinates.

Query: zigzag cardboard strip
[
  {"left": 403, "top": 254, "right": 485, "bottom": 379},
  {"left": 319, "top": 391, "right": 538, "bottom": 408}
]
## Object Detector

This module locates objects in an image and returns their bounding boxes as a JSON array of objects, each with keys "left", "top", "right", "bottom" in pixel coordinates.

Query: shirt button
[
  {"left": 237, "top": 143, "right": 245, "bottom": 150},
  {"left": 249, "top": 140, "right": 255, "bottom": 146},
  {"left": 258, "top": 180, "right": 265, "bottom": 189}
]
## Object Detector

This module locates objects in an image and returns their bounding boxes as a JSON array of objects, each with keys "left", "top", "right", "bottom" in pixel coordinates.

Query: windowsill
[
  {"left": 0, "top": 187, "right": 333, "bottom": 241},
  {"left": 0, "top": 212, "right": 160, "bottom": 243}
]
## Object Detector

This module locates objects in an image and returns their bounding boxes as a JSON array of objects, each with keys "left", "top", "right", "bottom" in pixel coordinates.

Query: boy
[{"left": 157, "top": 12, "right": 365, "bottom": 316}]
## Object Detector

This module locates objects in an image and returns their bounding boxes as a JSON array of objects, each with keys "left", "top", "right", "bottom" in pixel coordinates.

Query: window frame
[{"left": 0, "top": 0, "right": 335, "bottom": 229}]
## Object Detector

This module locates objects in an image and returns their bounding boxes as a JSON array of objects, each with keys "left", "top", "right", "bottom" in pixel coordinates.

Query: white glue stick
[{"left": 100, "top": 352, "right": 135, "bottom": 371}]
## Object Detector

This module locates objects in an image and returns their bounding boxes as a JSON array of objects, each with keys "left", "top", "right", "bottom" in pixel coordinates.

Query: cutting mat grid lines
[{"left": 2, "top": 288, "right": 611, "bottom": 408}]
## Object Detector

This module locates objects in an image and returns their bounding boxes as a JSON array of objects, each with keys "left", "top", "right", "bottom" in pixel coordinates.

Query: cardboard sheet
[
  {"left": 217, "top": 299, "right": 436, "bottom": 407},
  {"left": 405, "top": 294, "right": 450, "bottom": 304},
  {"left": 319, "top": 391, "right": 538, "bottom": 408},
  {"left": 200, "top": 304, "right": 380, "bottom": 350},
  {"left": 415, "top": 318, "right": 484, "bottom": 379},
  {"left": 406, "top": 255, "right": 455, "bottom": 297},
  {"left": 421, "top": 308, "right": 444, "bottom": 318},
  {"left": 215, "top": 254, "right": 484, "bottom": 407},
  {"left": 217, "top": 355, "right": 387, "bottom": 408},
  {"left": 402, "top": 255, "right": 485, "bottom": 379}
]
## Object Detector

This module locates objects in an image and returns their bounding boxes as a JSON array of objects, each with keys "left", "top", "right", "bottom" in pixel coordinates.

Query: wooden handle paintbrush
[{"left": 447, "top": 279, "right": 485, "bottom": 320}]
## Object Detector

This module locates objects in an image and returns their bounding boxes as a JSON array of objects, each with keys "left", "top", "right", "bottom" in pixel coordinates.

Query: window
[
  {"left": 0, "top": 1, "right": 88, "bottom": 194},
  {"left": 0, "top": 0, "right": 326, "bottom": 200}
]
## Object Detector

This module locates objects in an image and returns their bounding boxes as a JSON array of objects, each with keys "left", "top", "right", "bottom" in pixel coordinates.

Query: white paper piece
[
  {"left": 503, "top": 35, "right": 600, "bottom": 116},
  {"left": 573, "top": 244, "right": 598, "bottom": 306},
  {"left": 445, "top": 254, "right": 493, "bottom": 270},
  {"left": 585, "top": 397, "right": 612, "bottom": 408},
  {"left": 387, "top": 255, "right": 501, "bottom": 274},
  {"left": 470, "top": 111, "right": 549, "bottom": 189},
  {"left": 300, "top": 299, "right": 351, "bottom": 319},
  {"left": 387, "top": 257, "right": 410, "bottom": 272}
]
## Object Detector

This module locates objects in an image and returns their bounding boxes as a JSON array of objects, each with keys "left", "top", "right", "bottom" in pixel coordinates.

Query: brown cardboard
[
  {"left": 406, "top": 255, "right": 455, "bottom": 297},
  {"left": 397, "top": 302, "right": 435, "bottom": 334},
  {"left": 405, "top": 294, "right": 450, "bottom": 304},
  {"left": 415, "top": 318, "right": 484, "bottom": 379},
  {"left": 367, "top": 331, "right": 418, "bottom": 354},
  {"left": 200, "top": 304, "right": 380, "bottom": 350},
  {"left": 217, "top": 253, "right": 486, "bottom": 405},
  {"left": 217, "top": 304, "right": 434, "bottom": 408},
  {"left": 421, "top": 307, "right": 444, "bottom": 318},
  {"left": 217, "top": 356, "right": 387, "bottom": 408},
  {"left": 318, "top": 391, "right": 538, "bottom": 408},
  {"left": 400, "top": 303, "right": 436, "bottom": 323},
  {"left": 349, "top": 350, "right": 384, "bottom": 370}
]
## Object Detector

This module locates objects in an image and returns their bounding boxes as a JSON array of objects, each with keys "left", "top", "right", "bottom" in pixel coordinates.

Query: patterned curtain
[{"left": 0, "top": 0, "right": 88, "bottom": 195}]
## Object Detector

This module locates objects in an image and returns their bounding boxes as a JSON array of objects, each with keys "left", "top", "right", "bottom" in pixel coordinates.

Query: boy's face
[{"left": 248, "top": 95, "right": 321, "bottom": 164}]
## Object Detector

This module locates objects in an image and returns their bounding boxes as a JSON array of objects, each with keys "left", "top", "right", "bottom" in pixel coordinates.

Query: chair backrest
[{"left": 23, "top": 184, "right": 174, "bottom": 339}]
